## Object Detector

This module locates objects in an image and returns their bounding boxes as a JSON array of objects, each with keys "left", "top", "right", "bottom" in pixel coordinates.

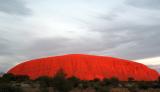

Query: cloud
[
  {"left": 97, "top": 27, "right": 160, "bottom": 60},
  {"left": 149, "top": 65, "right": 160, "bottom": 72},
  {"left": 0, "top": 0, "right": 31, "bottom": 15},
  {"left": 137, "top": 57, "right": 160, "bottom": 72},
  {"left": 21, "top": 36, "right": 104, "bottom": 59},
  {"left": 83, "top": 2, "right": 160, "bottom": 60},
  {"left": 0, "top": 37, "right": 11, "bottom": 55},
  {"left": 0, "top": 0, "right": 160, "bottom": 72},
  {"left": 23, "top": 37, "right": 72, "bottom": 58},
  {"left": 127, "top": 0, "right": 160, "bottom": 10}
]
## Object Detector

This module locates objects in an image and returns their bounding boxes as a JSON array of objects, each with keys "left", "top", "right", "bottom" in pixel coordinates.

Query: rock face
[{"left": 8, "top": 54, "right": 159, "bottom": 81}]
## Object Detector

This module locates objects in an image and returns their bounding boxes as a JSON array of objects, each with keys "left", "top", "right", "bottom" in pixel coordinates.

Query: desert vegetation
[{"left": 0, "top": 70, "right": 160, "bottom": 92}]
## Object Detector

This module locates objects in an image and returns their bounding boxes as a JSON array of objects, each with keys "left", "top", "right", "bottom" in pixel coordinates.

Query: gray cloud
[
  {"left": 127, "top": 0, "right": 160, "bottom": 10},
  {"left": 100, "top": 28, "right": 160, "bottom": 60},
  {"left": 0, "top": 0, "right": 31, "bottom": 15},
  {"left": 0, "top": 37, "right": 11, "bottom": 55},
  {"left": 0, "top": 0, "right": 160, "bottom": 72},
  {"left": 21, "top": 36, "right": 105, "bottom": 59},
  {"left": 23, "top": 37, "right": 72, "bottom": 59},
  {"left": 0, "top": 55, "right": 22, "bottom": 72},
  {"left": 84, "top": 2, "right": 160, "bottom": 60}
]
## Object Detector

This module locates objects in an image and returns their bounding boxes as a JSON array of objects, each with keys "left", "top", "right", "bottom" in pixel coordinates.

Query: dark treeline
[{"left": 0, "top": 70, "right": 160, "bottom": 92}]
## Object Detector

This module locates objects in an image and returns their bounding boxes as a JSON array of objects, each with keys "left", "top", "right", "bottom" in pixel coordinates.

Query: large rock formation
[{"left": 8, "top": 54, "right": 159, "bottom": 81}]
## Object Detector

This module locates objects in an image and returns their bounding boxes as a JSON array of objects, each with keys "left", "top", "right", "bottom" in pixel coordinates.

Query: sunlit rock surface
[{"left": 8, "top": 54, "right": 159, "bottom": 81}]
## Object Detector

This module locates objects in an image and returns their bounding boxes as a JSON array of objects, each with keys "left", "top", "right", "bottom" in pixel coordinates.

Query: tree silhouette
[
  {"left": 2, "top": 73, "right": 16, "bottom": 81},
  {"left": 52, "top": 69, "right": 73, "bottom": 92},
  {"left": 68, "top": 76, "right": 80, "bottom": 88}
]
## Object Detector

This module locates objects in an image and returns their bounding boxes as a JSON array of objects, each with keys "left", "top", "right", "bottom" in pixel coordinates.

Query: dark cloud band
[{"left": 0, "top": 0, "right": 31, "bottom": 15}]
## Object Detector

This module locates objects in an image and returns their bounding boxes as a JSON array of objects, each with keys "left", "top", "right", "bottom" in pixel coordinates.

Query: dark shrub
[{"left": 0, "top": 83, "right": 22, "bottom": 92}]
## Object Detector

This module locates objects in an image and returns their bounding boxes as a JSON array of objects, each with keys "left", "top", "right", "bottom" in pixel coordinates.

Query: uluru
[{"left": 8, "top": 54, "right": 159, "bottom": 81}]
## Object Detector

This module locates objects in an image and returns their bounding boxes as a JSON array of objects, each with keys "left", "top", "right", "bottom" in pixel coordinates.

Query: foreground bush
[{"left": 0, "top": 83, "right": 22, "bottom": 92}]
